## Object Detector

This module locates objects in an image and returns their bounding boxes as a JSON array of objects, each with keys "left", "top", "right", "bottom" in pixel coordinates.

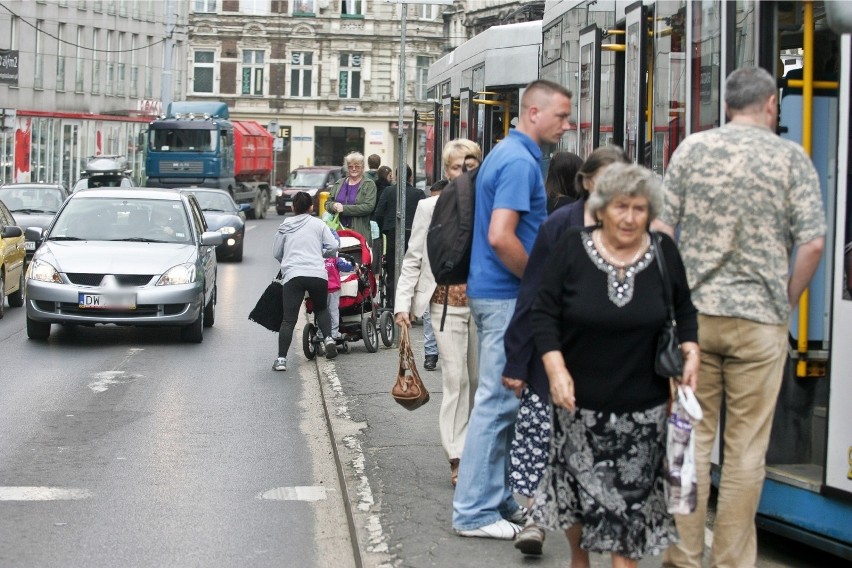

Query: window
[
  {"left": 413, "top": 4, "right": 436, "bottom": 19},
  {"left": 193, "top": 50, "right": 215, "bottom": 93},
  {"left": 293, "top": 0, "right": 314, "bottom": 15},
  {"left": 341, "top": 0, "right": 363, "bottom": 17},
  {"left": 34, "top": 20, "right": 44, "bottom": 89},
  {"left": 415, "top": 56, "right": 430, "bottom": 100},
  {"left": 241, "top": 0, "right": 269, "bottom": 15},
  {"left": 241, "top": 49, "right": 265, "bottom": 95},
  {"left": 106, "top": 30, "right": 114, "bottom": 95},
  {"left": 290, "top": 51, "right": 313, "bottom": 97},
  {"left": 194, "top": 0, "right": 216, "bottom": 12},
  {"left": 92, "top": 28, "right": 100, "bottom": 94},
  {"left": 338, "top": 53, "right": 361, "bottom": 98},
  {"left": 130, "top": 34, "right": 138, "bottom": 96},
  {"left": 116, "top": 33, "right": 125, "bottom": 95},
  {"left": 56, "top": 23, "right": 66, "bottom": 92},
  {"left": 75, "top": 26, "right": 84, "bottom": 92},
  {"left": 144, "top": 35, "right": 153, "bottom": 97}
]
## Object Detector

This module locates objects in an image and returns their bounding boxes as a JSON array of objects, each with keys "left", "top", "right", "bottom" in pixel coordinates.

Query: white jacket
[{"left": 394, "top": 196, "right": 438, "bottom": 317}]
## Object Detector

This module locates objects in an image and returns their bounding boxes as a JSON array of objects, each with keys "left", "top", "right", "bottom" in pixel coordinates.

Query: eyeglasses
[{"left": 347, "top": 164, "right": 363, "bottom": 170}]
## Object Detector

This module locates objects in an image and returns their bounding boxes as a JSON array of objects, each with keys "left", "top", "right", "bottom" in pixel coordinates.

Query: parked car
[
  {"left": 185, "top": 188, "right": 247, "bottom": 262},
  {"left": 0, "top": 182, "right": 71, "bottom": 260},
  {"left": 24, "top": 188, "right": 222, "bottom": 342},
  {"left": 276, "top": 166, "right": 343, "bottom": 215},
  {"left": 0, "top": 199, "right": 25, "bottom": 318}
]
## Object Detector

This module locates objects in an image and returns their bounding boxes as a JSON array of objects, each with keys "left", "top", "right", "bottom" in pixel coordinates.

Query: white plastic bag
[{"left": 664, "top": 384, "right": 703, "bottom": 515}]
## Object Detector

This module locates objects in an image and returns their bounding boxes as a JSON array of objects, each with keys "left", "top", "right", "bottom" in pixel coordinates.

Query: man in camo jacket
[{"left": 657, "top": 67, "right": 826, "bottom": 568}]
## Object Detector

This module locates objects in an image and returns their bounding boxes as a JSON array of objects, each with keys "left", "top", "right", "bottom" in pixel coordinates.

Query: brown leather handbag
[{"left": 391, "top": 324, "right": 430, "bottom": 410}]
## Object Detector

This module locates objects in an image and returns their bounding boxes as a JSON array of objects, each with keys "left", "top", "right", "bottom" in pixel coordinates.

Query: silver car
[{"left": 25, "top": 188, "right": 222, "bottom": 342}]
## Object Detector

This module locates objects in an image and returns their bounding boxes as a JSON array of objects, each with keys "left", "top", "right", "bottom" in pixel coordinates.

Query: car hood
[
  {"left": 11, "top": 213, "right": 55, "bottom": 232},
  {"left": 202, "top": 212, "right": 243, "bottom": 231},
  {"left": 36, "top": 241, "right": 197, "bottom": 274}
]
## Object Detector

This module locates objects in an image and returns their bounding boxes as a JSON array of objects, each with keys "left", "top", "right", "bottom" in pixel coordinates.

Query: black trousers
[{"left": 278, "top": 275, "right": 331, "bottom": 357}]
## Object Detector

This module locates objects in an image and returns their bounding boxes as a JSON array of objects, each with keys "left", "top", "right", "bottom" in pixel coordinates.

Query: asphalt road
[{"left": 0, "top": 208, "right": 843, "bottom": 567}]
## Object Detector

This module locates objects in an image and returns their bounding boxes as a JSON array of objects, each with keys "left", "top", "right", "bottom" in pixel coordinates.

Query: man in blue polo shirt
[{"left": 453, "top": 80, "right": 572, "bottom": 540}]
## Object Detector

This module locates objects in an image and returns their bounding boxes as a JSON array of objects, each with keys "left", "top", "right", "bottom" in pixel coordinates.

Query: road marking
[
  {"left": 246, "top": 225, "right": 258, "bottom": 232},
  {"left": 0, "top": 487, "right": 92, "bottom": 501},
  {"left": 258, "top": 486, "right": 331, "bottom": 501},
  {"left": 88, "top": 349, "right": 145, "bottom": 393}
]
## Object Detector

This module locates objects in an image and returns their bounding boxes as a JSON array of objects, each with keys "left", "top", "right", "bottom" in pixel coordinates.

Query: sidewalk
[{"left": 315, "top": 323, "right": 663, "bottom": 568}]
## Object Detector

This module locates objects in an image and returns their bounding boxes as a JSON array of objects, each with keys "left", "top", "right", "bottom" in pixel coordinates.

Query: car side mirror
[
  {"left": 239, "top": 203, "right": 252, "bottom": 212},
  {"left": 2, "top": 225, "right": 24, "bottom": 238},
  {"left": 25, "top": 226, "right": 43, "bottom": 241},
  {"left": 201, "top": 231, "right": 224, "bottom": 246}
]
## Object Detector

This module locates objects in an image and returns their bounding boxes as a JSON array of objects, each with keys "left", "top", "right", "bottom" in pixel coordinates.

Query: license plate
[
  {"left": 284, "top": 200, "right": 292, "bottom": 207},
  {"left": 25, "top": 241, "right": 36, "bottom": 251},
  {"left": 78, "top": 293, "right": 137, "bottom": 310}
]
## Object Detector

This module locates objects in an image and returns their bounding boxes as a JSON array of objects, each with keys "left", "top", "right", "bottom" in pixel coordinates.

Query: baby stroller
[{"left": 302, "top": 229, "right": 380, "bottom": 358}]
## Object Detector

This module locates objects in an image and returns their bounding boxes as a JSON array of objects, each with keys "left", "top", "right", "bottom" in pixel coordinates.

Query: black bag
[
  {"left": 249, "top": 271, "right": 284, "bottom": 332},
  {"left": 427, "top": 169, "right": 478, "bottom": 286},
  {"left": 653, "top": 233, "right": 684, "bottom": 378}
]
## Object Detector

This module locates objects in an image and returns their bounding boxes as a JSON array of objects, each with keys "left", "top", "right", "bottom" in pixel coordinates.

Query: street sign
[
  {"left": 267, "top": 120, "right": 279, "bottom": 135},
  {"left": 273, "top": 138, "right": 284, "bottom": 152}
]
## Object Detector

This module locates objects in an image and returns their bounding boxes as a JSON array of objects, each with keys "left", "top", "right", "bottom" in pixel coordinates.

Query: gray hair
[
  {"left": 725, "top": 67, "right": 777, "bottom": 111},
  {"left": 587, "top": 162, "right": 663, "bottom": 224},
  {"left": 343, "top": 151, "right": 365, "bottom": 166}
]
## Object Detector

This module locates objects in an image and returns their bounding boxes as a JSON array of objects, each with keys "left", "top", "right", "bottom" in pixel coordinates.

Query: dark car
[
  {"left": 186, "top": 188, "right": 247, "bottom": 262},
  {"left": 0, "top": 183, "right": 71, "bottom": 260},
  {"left": 276, "top": 166, "right": 343, "bottom": 215}
]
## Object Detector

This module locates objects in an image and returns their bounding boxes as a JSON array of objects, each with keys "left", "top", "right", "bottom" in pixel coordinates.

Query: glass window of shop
[
  {"left": 0, "top": 115, "right": 13, "bottom": 185},
  {"left": 652, "top": 1, "right": 687, "bottom": 174},
  {"left": 691, "top": 0, "right": 722, "bottom": 133},
  {"left": 30, "top": 118, "right": 56, "bottom": 183}
]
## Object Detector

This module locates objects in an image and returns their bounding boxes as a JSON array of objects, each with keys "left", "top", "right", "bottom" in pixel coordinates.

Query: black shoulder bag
[{"left": 653, "top": 233, "right": 684, "bottom": 378}]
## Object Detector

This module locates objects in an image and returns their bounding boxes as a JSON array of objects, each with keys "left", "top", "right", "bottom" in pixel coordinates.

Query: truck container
[{"left": 144, "top": 101, "right": 273, "bottom": 218}]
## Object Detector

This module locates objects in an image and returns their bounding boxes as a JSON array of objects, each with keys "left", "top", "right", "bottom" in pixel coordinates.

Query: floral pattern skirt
[
  {"left": 531, "top": 402, "right": 677, "bottom": 560},
  {"left": 509, "top": 387, "right": 551, "bottom": 497}
]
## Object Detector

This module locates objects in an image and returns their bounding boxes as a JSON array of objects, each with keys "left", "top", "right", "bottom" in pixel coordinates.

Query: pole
[
  {"left": 395, "top": 2, "right": 408, "bottom": 308},
  {"left": 161, "top": 0, "right": 176, "bottom": 110}
]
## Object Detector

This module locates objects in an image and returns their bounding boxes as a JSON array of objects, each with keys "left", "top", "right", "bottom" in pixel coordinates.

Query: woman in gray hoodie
[{"left": 271, "top": 192, "right": 339, "bottom": 371}]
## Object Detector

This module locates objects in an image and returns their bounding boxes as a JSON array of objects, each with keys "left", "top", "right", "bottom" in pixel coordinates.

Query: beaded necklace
[{"left": 593, "top": 229, "right": 649, "bottom": 280}]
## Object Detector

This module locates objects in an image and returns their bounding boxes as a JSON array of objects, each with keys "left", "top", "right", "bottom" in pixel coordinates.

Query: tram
[{"left": 426, "top": 0, "right": 852, "bottom": 558}]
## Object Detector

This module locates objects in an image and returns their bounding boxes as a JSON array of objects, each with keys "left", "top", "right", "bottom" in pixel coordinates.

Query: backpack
[{"left": 426, "top": 169, "right": 478, "bottom": 329}]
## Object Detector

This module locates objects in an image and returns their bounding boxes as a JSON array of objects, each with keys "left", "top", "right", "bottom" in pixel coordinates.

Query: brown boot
[{"left": 449, "top": 458, "right": 460, "bottom": 487}]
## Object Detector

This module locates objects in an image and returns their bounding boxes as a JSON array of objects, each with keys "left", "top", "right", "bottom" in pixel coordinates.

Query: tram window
[{"left": 690, "top": 1, "right": 722, "bottom": 133}]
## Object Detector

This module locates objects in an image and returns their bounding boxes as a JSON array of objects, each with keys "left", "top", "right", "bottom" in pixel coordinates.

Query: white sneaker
[
  {"left": 506, "top": 506, "right": 528, "bottom": 524},
  {"left": 324, "top": 337, "right": 338, "bottom": 359},
  {"left": 272, "top": 357, "right": 287, "bottom": 371},
  {"left": 455, "top": 519, "right": 522, "bottom": 540}
]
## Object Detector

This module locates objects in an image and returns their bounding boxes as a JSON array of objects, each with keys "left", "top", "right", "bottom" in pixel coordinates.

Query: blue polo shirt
[{"left": 467, "top": 129, "right": 547, "bottom": 299}]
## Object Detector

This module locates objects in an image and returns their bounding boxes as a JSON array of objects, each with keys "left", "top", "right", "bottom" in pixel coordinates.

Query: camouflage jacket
[{"left": 660, "top": 122, "right": 826, "bottom": 325}]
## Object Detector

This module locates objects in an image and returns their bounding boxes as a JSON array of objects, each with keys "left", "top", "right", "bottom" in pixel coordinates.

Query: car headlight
[
  {"left": 218, "top": 226, "right": 237, "bottom": 235},
  {"left": 157, "top": 263, "right": 196, "bottom": 286},
  {"left": 275, "top": 188, "right": 283, "bottom": 197},
  {"left": 28, "top": 259, "right": 62, "bottom": 283}
]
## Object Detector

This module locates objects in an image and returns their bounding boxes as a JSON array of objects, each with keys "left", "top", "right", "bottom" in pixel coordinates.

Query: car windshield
[
  {"left": 0, "top": 187, "right": 65, "bottom": 214},
  {"left": 286, "top": 172, "right": 326, "bottom": 188},
  {"left": 49, "top": 197, "right": 192, "bottom": 244},
  {"left": 190, "top": 191, "right": 236, "bottom": 212}
]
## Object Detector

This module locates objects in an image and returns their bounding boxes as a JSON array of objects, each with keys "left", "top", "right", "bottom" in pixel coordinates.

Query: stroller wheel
[
  {"left": 379, "top": 310, "right": 396, "bottom": 347},
  {"left": 339, "top": 342, "right": 350, "bottom": 354},
  {"left": 302, "top": 322, "right": 317, "bottom": 360},
  {"left": 362, "top": 316, "right": 379, "bottom": 353}
]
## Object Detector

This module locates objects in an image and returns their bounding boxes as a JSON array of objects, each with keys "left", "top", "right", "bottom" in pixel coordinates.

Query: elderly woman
[
  {"left": 394, "top": 138, "right": 482, "bottom": 487},
  {"left": 529, "top": 163, "right": 699, "bottom": 567},
  {"left": 325, "top": 152, "right": 377, "bottom": 242}
]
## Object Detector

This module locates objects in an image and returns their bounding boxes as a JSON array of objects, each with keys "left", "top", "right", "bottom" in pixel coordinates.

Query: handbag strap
[
  {"left": 652, "top": 232, "right": 677, "bottom": 322},
  {"left": 398, "top": 324, "right": 415, "bottom": 371}
]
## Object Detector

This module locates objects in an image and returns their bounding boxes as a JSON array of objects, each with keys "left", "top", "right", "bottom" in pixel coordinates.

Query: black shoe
[{"left": 424, "top": 354, "right": 438, "bottom": 371}]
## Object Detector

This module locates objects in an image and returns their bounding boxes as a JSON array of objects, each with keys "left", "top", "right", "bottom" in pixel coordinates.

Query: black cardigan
[{"left": 531, "top": 228, "right": 698, "bottom": 413}]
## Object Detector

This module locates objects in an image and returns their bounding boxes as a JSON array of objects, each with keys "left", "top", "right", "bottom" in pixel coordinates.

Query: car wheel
[
  {"left": 379, "top": 310, "right": 395, "bottom": 347},
  {"left": 232, "top": 241, "right": 244, "bottom": 262},
  {"left": 7, "top": 270, "right": 24, "bottom": 308},
  {"left": 303, "top": 322, "right": 317, "bottom": 360},
  {"left": 276, "top": 208, "right": 286, "bottom": 216},
  {"left": 26, "top": 315, "right": 51, "bottom": 340},
  {"left": 362, "top": 316, "right": 378, "bottom": 353},
  {"left": 0, "top": 271, "right": 5, "bottom": 319},
  {"left": 203, "top": 285, "right": 216, "bottom": 327},
  {"left": 180, "top": 307, "right": 204, "bottom": 343}
]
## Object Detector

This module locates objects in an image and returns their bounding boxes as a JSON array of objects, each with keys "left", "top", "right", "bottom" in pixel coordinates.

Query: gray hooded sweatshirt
[{"left": 272, "top": 214, "right": 338, "bottom": 284}]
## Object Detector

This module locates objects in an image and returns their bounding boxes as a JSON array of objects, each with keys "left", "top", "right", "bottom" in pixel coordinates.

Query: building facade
[
  {"left": 187, "top": 0, "right": 446, "bottom": 182},
  {"left": 0, "top": 0, "right": 188, "bottom": 186}
]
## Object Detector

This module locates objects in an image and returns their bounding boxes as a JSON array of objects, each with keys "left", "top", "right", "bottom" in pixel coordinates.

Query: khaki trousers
[
  {"left": 664, "top": 315, "right": 788, "bottom": 568},
  {"left": 430, "top": 302, "right": 479, "bottom": 461}
]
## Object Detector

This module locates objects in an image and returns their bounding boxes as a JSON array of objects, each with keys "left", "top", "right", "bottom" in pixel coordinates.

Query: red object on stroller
[{"left": 303, "top": 229, "right": 379, "bottom": 356}]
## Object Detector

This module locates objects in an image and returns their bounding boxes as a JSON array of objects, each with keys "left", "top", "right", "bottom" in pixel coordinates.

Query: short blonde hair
[
  {"left": 343, "top": 152, "right": 365, "bottom": 167},
  {"left": 587, "top": 163, "right": 663, "bottom": 224},
  {"left": 442, "top": 139, "right": 482, "bottom": 168}
]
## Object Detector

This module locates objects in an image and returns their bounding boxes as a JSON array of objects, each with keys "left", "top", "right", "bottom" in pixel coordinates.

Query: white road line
[
  {"left": 0, "top": 487, "right": 93, "bottom": 501},
  {"left": 257, "top": 486, "right": 331, "bottom": 501},
  {"left": 88, "top": 370, "right": 127, "bottom": 393}
]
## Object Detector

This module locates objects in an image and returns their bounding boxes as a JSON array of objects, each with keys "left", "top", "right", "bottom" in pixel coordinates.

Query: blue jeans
[
  {"left": 422, "top": 308, "right": 438, "bottom": 356},
  {"left": 452, "top": 297, "right": 521, "bottom": 530}
]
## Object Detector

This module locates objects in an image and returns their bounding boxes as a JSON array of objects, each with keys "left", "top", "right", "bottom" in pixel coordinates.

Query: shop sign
[
  {"left": 0, "top": 50, "right": 19, "bottom": 86},
  {"left": 136, "top": 99, "right": 163, "bottom": 116}
]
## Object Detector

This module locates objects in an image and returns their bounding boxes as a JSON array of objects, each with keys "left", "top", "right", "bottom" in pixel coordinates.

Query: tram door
[
  {"left": 623, "top": 2, "right": 648, "bottom": 164},
  {"left": 440, "top": 95, "right": 456, "bottom": 153},
  {"left": 579, "top": 25, "right": 602, "bottom": 160},
  {"left": 459, "top": 88, "right": 473, "bottom": 141}
]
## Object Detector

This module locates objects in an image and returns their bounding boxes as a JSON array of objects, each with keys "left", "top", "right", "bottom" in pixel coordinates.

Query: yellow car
[{"left": 0, "top": 198, "right": 26, "bottom": 319}]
